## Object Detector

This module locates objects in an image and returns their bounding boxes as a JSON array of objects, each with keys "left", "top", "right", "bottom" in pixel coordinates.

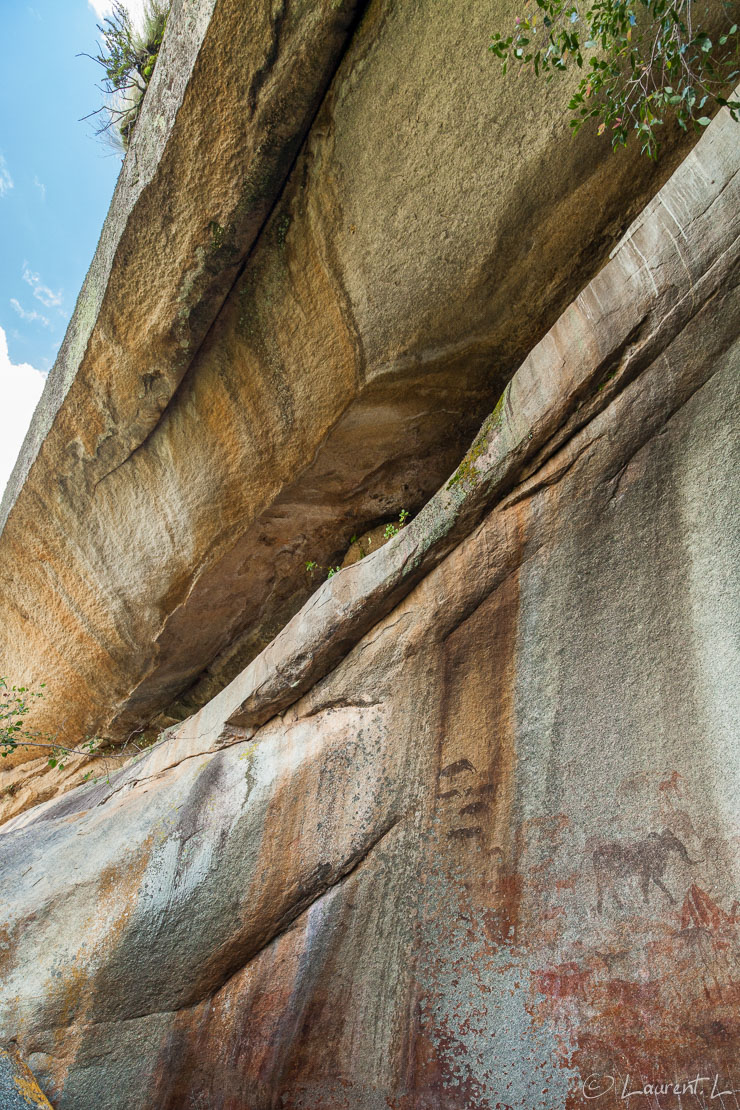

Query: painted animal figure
[{"left": 592, "top": 829, "right": 698, "bottom": 914}]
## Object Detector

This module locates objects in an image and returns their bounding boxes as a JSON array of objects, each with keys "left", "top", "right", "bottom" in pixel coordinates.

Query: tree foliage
[
  {"left": 0, "top": 678, "right": 99, "bottom": 769},
  {"left": 490, "top": 0, "right": 740, "bottom": 157},
  {"left": 0, "top": 679, "right": 165, "bottom": 789},
  {"left": 81, "top": 0, "right": 169, "bottom": 150}
]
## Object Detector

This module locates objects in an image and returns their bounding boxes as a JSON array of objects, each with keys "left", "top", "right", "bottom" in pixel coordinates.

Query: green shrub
[{"left": 82, "top": 0, "right": 170, "bottom": 150}]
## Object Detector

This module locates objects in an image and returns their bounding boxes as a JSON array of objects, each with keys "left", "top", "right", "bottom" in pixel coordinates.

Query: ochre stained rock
[
  {"left": 0, "top": 105, "right": 737, "bottom": 1108},
  {"left": 0, "top": 0, "right": 712, "bottom": 818},
  {"left": 0, "top": 1050, "right": 53, "bottom": 1109}
]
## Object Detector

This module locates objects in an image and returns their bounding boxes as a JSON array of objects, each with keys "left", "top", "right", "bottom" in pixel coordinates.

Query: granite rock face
[
  {"left": 0, "top": 0, "right": 701, "bottom": 819},
  {"left": 0, "top": 106, "right": 737, "bottom": 1108},
  {"left": 0, "top": 1050, "right": 53, "bottom": 1109}
]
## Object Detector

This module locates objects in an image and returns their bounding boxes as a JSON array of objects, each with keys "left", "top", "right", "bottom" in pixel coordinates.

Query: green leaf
[{"left": 697, "top": 116, "right": 711, "bottom": 125}]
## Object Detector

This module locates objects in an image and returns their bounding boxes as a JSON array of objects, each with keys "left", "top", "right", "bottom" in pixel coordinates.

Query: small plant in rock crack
[
  {"left": 384, "top": 508, "right": 410, "bottom": 540},
  {"left": 306, "top": 560, "right": 341, "bottom": 581},
  {"left": 305, "top": 510, "right": 412, "bottom": 583}
]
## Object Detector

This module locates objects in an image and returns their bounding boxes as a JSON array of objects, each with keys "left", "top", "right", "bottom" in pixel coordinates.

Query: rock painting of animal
[{"left": 592, "top": 829, "right": 699, "bottom": 914}]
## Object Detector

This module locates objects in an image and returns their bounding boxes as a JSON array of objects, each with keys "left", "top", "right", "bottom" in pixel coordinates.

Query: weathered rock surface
[
  {"left": 0, "top": 1050, "right": 53, "bottom": 1109},
  {"left": 1, "top": 105, "right": 737, "bottom": 1108},
  {"left": 0, "top": 0, "right": 703, "bottom": 818}
]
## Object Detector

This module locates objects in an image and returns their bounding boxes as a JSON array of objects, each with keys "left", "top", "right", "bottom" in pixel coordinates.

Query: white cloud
[
  {"left": 89, "top": 0, "right": 148, "bottom": 30},
  {"left": 0, "top": 325, "right": 45, "bottom": 498},
  {"left": 22, "top": 267, "right": 63, "bottom": 310},
  {"left": 0, "top": 155, "right": 12, "bottom": 198},
  {"left": 10, "top": 299, "right": 52, "bottom": 330},
  {"left": 33, "top": 176, "right": 46, "bottom": 202}
]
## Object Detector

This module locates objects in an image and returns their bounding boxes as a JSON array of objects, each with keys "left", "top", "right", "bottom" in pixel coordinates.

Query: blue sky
[{"left": 0, "top": 0, "right": 147, "bottom": 495}]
